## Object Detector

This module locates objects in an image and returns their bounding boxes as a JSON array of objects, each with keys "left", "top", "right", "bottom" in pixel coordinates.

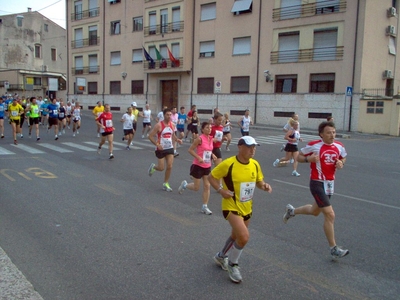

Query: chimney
[{"left": 28, "top": 7, "right": 32, "bottom": 12}]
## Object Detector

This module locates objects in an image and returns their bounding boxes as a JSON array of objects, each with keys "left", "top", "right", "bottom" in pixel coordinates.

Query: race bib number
[
  {"left": 33, "top": 108, "right": 39, "bottom": 114},
  {"left": 0, "top": 106, "right": 3, "bottom": 112},
  {"left": 105, "top": 120, "right": 113, "bottom": 128},
  {"left": 53, "top": 110, "right": 58, "bottom": 115},
  {"left": 239, "top": 182, "right": 255, "bottom": 202},
  {"left": 324, "top": 180, "right": 334, "bottom": 195},
  {"left": 214, "top": 130, "right": 223, "bottom": 142},
  {"left": 178, "top": 119, "right": 185, "bottom": 125},
  {"left": 59, "top": 112, "right": 64, "bottom": 118},
  {"left": 160, "top": 137, "right": 172, "bottom": 149},
  {"left": 203, "top": 151, "right": 211, "bottom": 164},
  {"left": 11, "top": 111, "right": 18, "bottom": 117},
  {"left": 243, "top": 121, "right": 250, "bottom": 131}
]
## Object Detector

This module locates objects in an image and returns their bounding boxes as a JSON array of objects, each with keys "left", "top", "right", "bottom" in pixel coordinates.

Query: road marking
[
  {"left": 273, "top": 179, "right": 400, "bottom": 210},
  {"left": 62, "top": 142, "right": 96, "bottom": 151},
  {"left": 0, "top": 146, "right": 15, "bottom": 155},
  {"left": 11, "top": 144, "right": 46, "bottom": 154},
  {"left": 146, "top": 206, "right": 195, "bottom": 226},
  {"left": 94, "top": 183, "right": 125, "bottom": 196},
  {"left": 112, "top": 141, "right": 143, "bottom": 150},
  {"left": 37, "top": 143, "right": 73, "bottom": 153},
  {"left": 84, "top": 141, "right": 124, "bottom": 151}
]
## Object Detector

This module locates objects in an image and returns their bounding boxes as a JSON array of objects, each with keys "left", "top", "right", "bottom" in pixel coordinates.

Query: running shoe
[
  {"left": 55, "top": 135, "right": 58, "bottom": 140},
  {"left": 163, "top": 182, "right": 173, "bottom": 192},
  {"left": 14, "top": 140, "right": 18, "bottom": 145},
  {"left": 29, "top": 134, "right": 31, "bottom": 138},
  {"left": 122, "top": 137, "right": 125, "bottom": 141},
  {"left": 77, "top": 130, "right": 79, "bottom": 134},
  {"left": 1, "top": 134, "right": 4, "bottom": 139},
  {"left": 174, "top": 151, "right": 179, "bottom": 157},
  {"left": 178, "top": 180, "right": 187, "bottom": 194},
  {"left": 201, "top": 206, "right": 212, "bottom": 215},
  {"left": 37, "top": 137, "right": 40, "bottom": 141},
  {"left": 97, "top": 133, "right": 100, "bottom": 138},
  {"left": 73, "top": 132, "right": 76, "bottom": 137},
  {"left": 213, "top": 252, "right": 228, "bottom": 271},
  {"left": 63, "top": 129, "right": 65, "bottom": 134},
  {"left": 148, "top": 163, "right": 155, "bottom": 177},
  {"left": 331, "top": 246, "right": 349, "bottom": 259},
  {"left": 20, "top": 134, "right": 23, "bottom": 139},
  {"left": 59, "top": 132, "right": 62, "bottom": 136},
  {"left": 141, "top": 135, "right": 144, "bottom": 138},
  {"left": 227, "top": 263, "right": 242, "bottom": 283},
  {"left": 97, "top": 146, "right": 101, "bottom": 154},
  {"left": 126, "top": 146, "right": 130, "bottom": 150},
  {"left": 109, "top": 153, "right": 114, "bottom": 159},
  {"left": 283, "top": 204, "right": 295, "bottom": 224},
  {"left": 292, "top": 170, "right": 300, "bottom": 177},
  {"left": 273, "top": 159, "right": 280, "bottom": 167},
  {"left": 280, "top": 143, "right": 285, "bottom": 152}
]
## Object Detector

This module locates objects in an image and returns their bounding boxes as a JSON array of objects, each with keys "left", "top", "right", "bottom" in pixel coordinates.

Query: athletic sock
[{"left": 228, "top": 242, "right": 243, "bottom": 265}]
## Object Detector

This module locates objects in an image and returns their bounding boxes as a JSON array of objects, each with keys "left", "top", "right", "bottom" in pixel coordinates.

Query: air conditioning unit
[
  {"left": 387, "top": 7, "right": 397, "bottom": 17},
  {"left": 386, "top": 25, "right": 396, "bottom": 36},
  {"left": 383, "top": 70, "right": 393, "bottom": 79}
]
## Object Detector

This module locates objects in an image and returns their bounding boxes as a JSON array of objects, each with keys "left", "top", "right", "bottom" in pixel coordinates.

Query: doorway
[{"left": 161, "top": 80, "right": 178, "bottom": 109}]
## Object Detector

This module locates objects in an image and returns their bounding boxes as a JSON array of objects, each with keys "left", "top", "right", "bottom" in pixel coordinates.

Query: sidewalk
[{"left": 0, "top": 246, "right": 43, "bottom": 300}]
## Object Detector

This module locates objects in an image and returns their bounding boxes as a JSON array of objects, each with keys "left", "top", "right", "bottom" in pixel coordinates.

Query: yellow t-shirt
[
  {"left": 211, "top": 155, "right": 264, "bottom": 216},
  {"left": 92, "top": 105, "right": 104, "bottom": 119},
  {"left": 8, "top": 103, "right": 24, "bottom": 120},
  {"left": 132, "top": 109, "right": 139, "bottom": 123}
]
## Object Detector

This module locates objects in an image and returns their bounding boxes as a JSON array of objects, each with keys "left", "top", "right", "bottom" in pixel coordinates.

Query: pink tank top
[{"left": 193, "top": 134, "right": 214, "bottom": 168}]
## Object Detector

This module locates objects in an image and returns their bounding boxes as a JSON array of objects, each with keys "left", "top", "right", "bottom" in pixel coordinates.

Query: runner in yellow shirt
[
  {"left": 92, "top": 101, "right": 104, "bottom": 137},
  {"left": 8, "top": 98, "right": 24, "bottom": 145}
]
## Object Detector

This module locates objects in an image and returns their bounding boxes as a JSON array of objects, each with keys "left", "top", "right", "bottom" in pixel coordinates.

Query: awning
[
  {"left": 231, "top": 0, "right": 253, "bottom": 13},
  {"left": 18, "top": 70, "right": 66, "bottom": 82}
]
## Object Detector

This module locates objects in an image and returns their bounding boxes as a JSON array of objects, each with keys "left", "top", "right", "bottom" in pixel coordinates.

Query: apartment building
[
  {"left": 0, "top": 9, "right": 67, "bottom": 100},
  {"left": 67, "top": 0, "right": 400, "bottom": 135}
]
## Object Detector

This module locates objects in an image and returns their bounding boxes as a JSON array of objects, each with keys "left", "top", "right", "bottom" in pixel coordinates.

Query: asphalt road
[{"left": 0, "top": 113, "right": 399, "bottom": 299}]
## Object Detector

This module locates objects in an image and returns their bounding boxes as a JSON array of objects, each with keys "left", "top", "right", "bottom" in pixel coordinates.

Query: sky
[{"left": 0, "top": 0, "right": 66, "bottom": 29}]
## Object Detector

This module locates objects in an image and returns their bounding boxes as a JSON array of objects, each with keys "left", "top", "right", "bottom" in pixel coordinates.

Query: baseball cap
[
  {"left": 131, "top": 101, "right": 137, "bottom": 107},
  {"left": 238, "top": 136, "right": 260, "bottom": 146}
]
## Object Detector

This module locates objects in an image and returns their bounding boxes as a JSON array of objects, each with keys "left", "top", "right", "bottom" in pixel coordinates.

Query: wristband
[{"left": 217, "top": 186, "right": 223, "bottom": 192}]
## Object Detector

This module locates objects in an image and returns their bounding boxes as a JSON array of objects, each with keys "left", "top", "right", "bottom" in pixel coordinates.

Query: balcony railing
[
  {"left": 71, "top": 7, "right": 100, "bottom": 21},
  {"left": 71, "top": 37, "right": 100, "bottom": 48},
  {"left": 71, "top": 66, "right": 100, "bottom": 75},
  {"left": 143, "top": 58, "right": 183, "bottom": 70},
  {"left": 144, "top": 21, "right": 184, "bottom": 36},
  {"left": 273, "top": 0, "right": 346, "bottom": 21},
  {"left": 362, "top": 88, "right": 394, "bottom": 98},
  {"left": 270, "top": 46, "right": 344, "bottom": 64}
]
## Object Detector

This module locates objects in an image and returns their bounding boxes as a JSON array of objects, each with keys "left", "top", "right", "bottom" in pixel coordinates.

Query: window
[
  {"left": 34, "top": 77, "right": 42, "bottom": 86},
  {"left": 367, "top": 101, "right": 384, "bottom": 114},
  {"left": 88, "top": 82, "right": 98, "bottom": 94},
  {"left": 89, "top": 0, "right": 99, "bottom": 17},
  {"left": 111, "top": 21, "right": 121, "bottom": 35},
  {"left": 74, "top": 0, "right": 83, "bottom": 20},
  {"left": 51, "top": 48, "right": 57, "bottom": 61},
  {"left": 131, "top": 80, "right": 144, "bottom": 94},
  {"left": 35, "top": 44, "right": 41, "bottom": 58},
  {"left": 17, "top": 16, "right": 23, "bottom": 27},
  {"left": 231, "top": 76, "right": 250, "bottom": 93},
  {"left": 231, "top": 0, "right": 252, "bottom": 15},
  {"left": 110, "top": 51, "right": 121, "bottom": 65},
  {"left": 201, "top": 3, "right": 216, "bottom": 21},
  {"left": 198, "top": 78, "right": 214, "bottom": 94},
  {"left": 75, "top": 56, "right": 83, "bottom": 74},
  {"left": 75, "top": 28, "right": 83, "bottom": 48},
  {"left": 313, "top": 28, "right": 338, "bottom": 61},
  {"left": 149, "top": 11, "right": 156, "bottom": 35},
  {"left": 89, "top": 54, "right": 98, "bottom": 73},
  {"left": 386, "top": 78, "right": 394, "bottom": 96},
  {"left": 160, "top": 9, "right": 168, "bottom": 34},
  {"left": 389, "top": 36, "right": 396, "bottom": 55},
  {"left": 310, "top": 73, "right": 335, "bottom": 93},
  {"left": 233, "top": 37, "right": 251, "bottom": 55},
  {"left": 133, "top": 16, "right": 143, "bottom": 32},
  {"left": 172, "top": 7, "right": 181, "bottom": 31},
  {"left": 44, "top": 24, "right": 48, "bottom": 32},
  {"left": 108, "top": 0, "right": 121, "bottom": 3},
  {"left": 316, "top": 0, "right": 340, "bottom": 14},
  {"left": 89, "top": 26, "right": 98, "bottom": 45},
  {"left": 110, "top": 81, "right": 121, "bottom": 94},
  {"left": 132, "top": 49, "right": 142, "bottom": 63},
  {"left": 200, "top": 41, "right": 215, "bottom": 57},
  {"left": 278, "top": 32, "right": 299, "bottom": 63},
  {"left": 172, "top": 43, "right": 180, "bottom": 58},
  {"left": 280, "top": 0, "right": 301, "bottom": 20},
  {"left": 275, "top": 75, "right": 297, "bottom": 93}
]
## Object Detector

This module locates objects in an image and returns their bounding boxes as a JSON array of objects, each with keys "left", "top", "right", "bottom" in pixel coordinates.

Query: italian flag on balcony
[
  {"left": 155, "top": 47, "right": 167, "bottom": 68},
  {"left": 167, "top": 47, "right": 180, "bottom": 68}
]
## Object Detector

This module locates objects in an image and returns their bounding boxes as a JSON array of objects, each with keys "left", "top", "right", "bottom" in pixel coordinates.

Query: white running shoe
[
  {"left": 331, "top": 246, "right": 349, "bottom": 259},
  {"left": 201, "top": 206, "right": 212, "bottom": 215},
  {"left": 178, "top": 180, "right": 187, "bottom": 194},
  {"left": 213, "top": 253, "right": 228, "bottom": 271},
  {"left": 292, "top": 170, "right": 300, "bottom": 177},
  {"left": 273, "top": 159, "right": 280, "bottom": 167},
  {"left": 227, "top": 263, "right": 242, "bottom": 283},
  {"left": 283, "top": 204, "right": 295, "bottom": 224}
]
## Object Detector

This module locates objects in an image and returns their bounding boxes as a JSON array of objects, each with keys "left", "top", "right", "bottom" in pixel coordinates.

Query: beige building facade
[
  {"left": 67, "top": 0, "right": 400, "bottom": 135},
  {"left": 0, "top": 9, "right": 67, "bottom": 100}
]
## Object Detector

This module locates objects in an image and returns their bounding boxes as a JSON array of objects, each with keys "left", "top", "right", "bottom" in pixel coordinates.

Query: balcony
[
  {"left": 143, "top": 58, "right": 183, "bottom": 71},
  {"left": 71, "top": 37, "right": 100, "bottom": 49},
  {"left": 273, "top": 0, "right": 346, "bottom": 21},
  {"left": 71, "top": 7, "right": 100, "bottom": 21},
  {"left": 270, "top": 46, "right": 344, "bottom": 64},
  {"left": 71, "top": 66, "right": 100, "bottom": 75},
  {"left": 362, "top": 88, "right": 394, "bottom": 98},
  {"left": 144, "top": 21, "right": 184, "bottom": 37}
]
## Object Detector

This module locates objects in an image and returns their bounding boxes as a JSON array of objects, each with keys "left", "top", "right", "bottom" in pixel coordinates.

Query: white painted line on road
[
  {"left": 62, "top": 142, "right": 96, "bottom": 151},
  {"left": 273, "top": 179, "right": 400, "bottom": 210},
  {"left": 112, "top": 141, "right": 142, "bottom": 150},
  {"left": 84, "top": 141, "right": 124, "bottom": 151},
  {"left": 11, "top": 144, "right": 45, "bottom": 154},
  {"left": 0, "top": 146, "right": 15, "bottom": 155},
  {"left": 37, "top": 143, "right": 73, "bottom": 153}
]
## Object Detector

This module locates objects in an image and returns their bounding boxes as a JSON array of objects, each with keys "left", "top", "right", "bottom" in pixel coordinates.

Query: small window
[
  {"left": 233, "top": 37, "right": 251, "bottom": 55},
  {"left": 111, "top": 21, "right": 121, "bottom": 35},
  {"left": 131, "top": 80, "right": 144, "bottom": 94},
  {"left": 110, "top": 51, "right": 121, "bottom": 65},
  {"left": 275, "top": 75, "right": 297, "bottom": 93},
  {"left": 108, "top": 0, "right": 121, "bottom": 4},
  {"left": 132, "top": 49, "right": 142, "bottom": 63},
  {"left": 88, "top": 82, "right": 98, "bottom": 94},
  {"left": 34, "top": 77, "right": 42, "bottom": 85},
  {"left": 231, "top": 76, "right": 250, "bottom": 93},
  {"left": 17, "top": 16, "right": 23, "bottom": 27},
  {"left": 133, "top": 16, "right": 143, "bottom": 32},
  {"left": 51, "top": 48, "right": 57, "bottom": 61},
  {"left": 201, "top": 3, "right": 216, "bottom": 21},
  {"left": 110, "top": 81, "right": 121, "bottom": 94},
  {"left": 310, "top": 73, "right": 335, "bottom": 93},
  {"left": 44, "top": 24, "right": 48, "bottom": 32},
  {"left": 389, "top": 36, "right": 396, "bottom": 55},
  {"left": 198, "top": 78, "right": 214, "bottom": 94},
  {"left": 35, "top": 44, "right": 41, "bottom": 58},
  {"left": 200, "top": 41, "right": 215, "bottom": 57}
]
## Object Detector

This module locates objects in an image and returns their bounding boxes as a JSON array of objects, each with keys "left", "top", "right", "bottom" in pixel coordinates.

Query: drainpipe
[
  {"left": 190, "top": 0, "right": 196, "bottom": 107},
  {"left": 254, "top": 0, "right": 262, "bottom": 124},
  {"left": 349, "top": 0, "right": 360, "bottom": 132},
  {"left": 66, "top": 1, "right": 69, "bottom": 99},
  {"left": 102, "top": 0, "right": 106, "bottom": 104}
]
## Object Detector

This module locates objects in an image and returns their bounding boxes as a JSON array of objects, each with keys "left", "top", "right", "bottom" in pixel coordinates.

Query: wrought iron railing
[
  {"left": 270, "top": 46, "right": 344, "bottom": 63},
  {"left": 144, "top": 21, "right": 184, "bottom": 36},
  {"left": 71, "top": 8, "right": 100, "bottom": 21},
  {"left": 362, "top": 88, "right": 394, "bottom": 98},
  {"left": 71, "top": 37, "right": 100, "bottom": 48},
  {"left": 143, "top": 58, "right": 183, "bottom": 70},
  {"left": 71, "top": 66, "right": 100, "bottom": 75}
]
